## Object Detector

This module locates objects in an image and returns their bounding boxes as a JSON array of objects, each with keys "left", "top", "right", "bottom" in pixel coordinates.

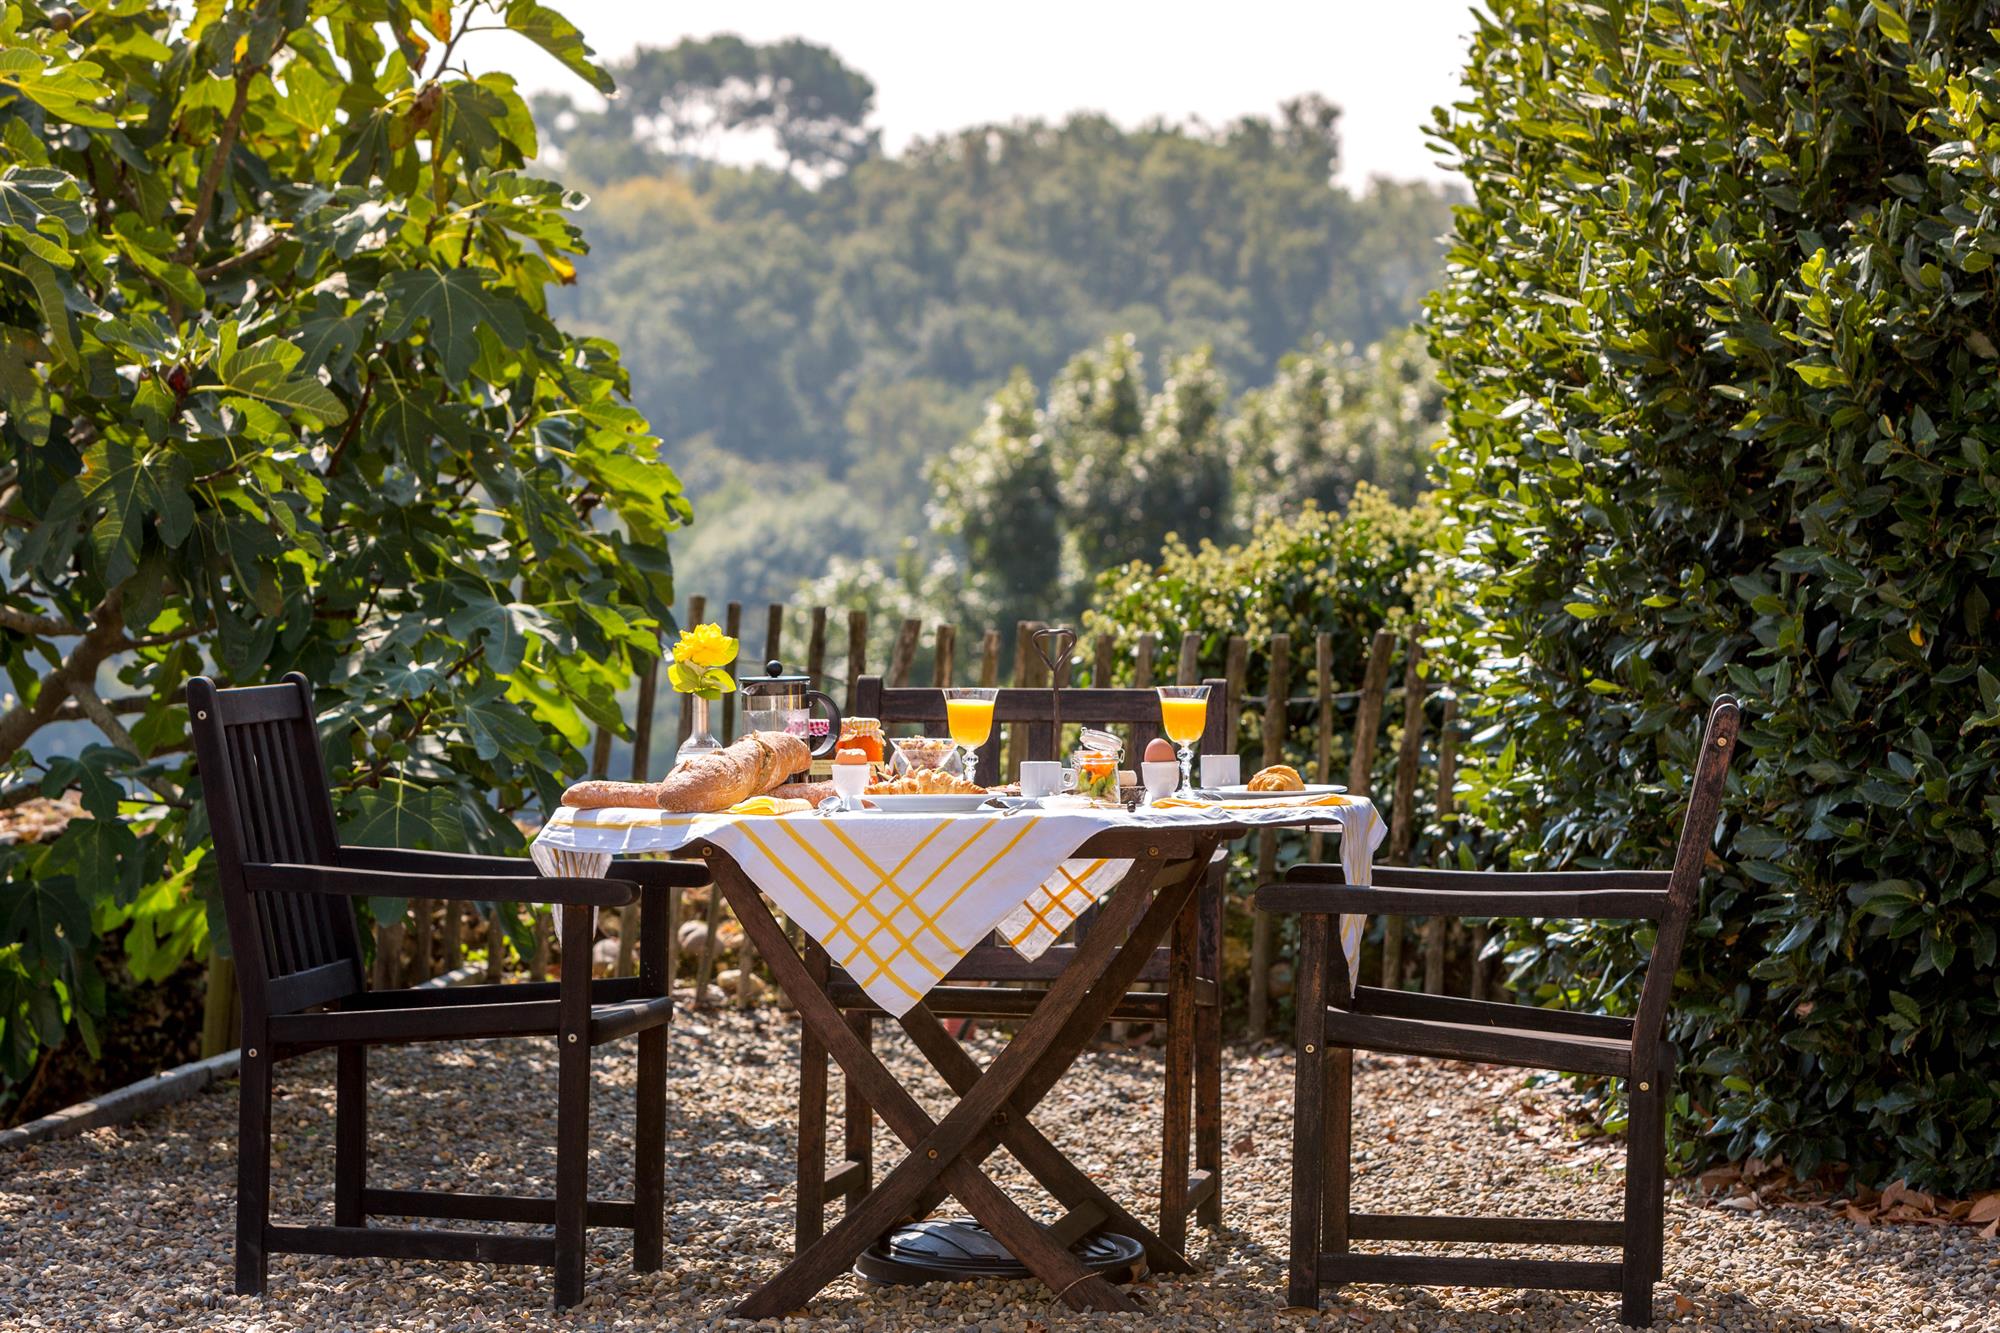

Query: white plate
[
  {"left": 1201, "top": 783, "right": 1347, "bottom": 801},
  {"left": 861, "top": 793, "right": 998, "bottom": 813}
]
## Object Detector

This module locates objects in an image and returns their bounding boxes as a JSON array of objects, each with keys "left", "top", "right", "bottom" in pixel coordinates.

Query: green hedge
[
  {"left": 1084, "top": 483, "right": 1440, "bottom": 738},
  {"left": 1429, "top": 0, "right": 2000, "bottom": 1190}
]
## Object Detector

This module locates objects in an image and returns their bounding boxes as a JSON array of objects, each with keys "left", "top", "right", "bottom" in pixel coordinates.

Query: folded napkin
[
  {"left": 1151, "top": 790, "right": 1357, "bottom": 810},
  {"left": 726, "top": 795, "right": 816, "bottom": 817}
]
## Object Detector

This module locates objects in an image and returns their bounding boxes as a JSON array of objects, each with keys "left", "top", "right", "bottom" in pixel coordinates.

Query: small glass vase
[{"left": 680, "top": 694, "right": 721, "bottom": 762}]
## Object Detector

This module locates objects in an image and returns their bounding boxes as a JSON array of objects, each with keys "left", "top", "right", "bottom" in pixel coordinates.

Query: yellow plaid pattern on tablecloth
[
  {"left": 992, "top": 856, "right": 1132, "bottom": 958},
  {"left": 531, "top": 795, "right": 1382, "bottom": 1016}
]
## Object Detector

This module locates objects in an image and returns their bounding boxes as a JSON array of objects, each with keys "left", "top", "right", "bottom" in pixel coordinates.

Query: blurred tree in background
[
  {"left": 921, "top": 335, "right": 1444, "bottom": 630},
  {"left": 531, "top": 43, "right": 1460, "bottom": 610},
  {"left": 1231, "top": 326, "right": 1444, "bottom": 528}
]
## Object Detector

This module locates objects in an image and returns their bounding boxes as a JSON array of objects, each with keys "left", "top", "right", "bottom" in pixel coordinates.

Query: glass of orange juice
[
  {"left": 942, "top": 687, "right": 998, "bottom": 788},
  {"left": 1156, "top": 685, "right": 1210, "bottom": 795}
]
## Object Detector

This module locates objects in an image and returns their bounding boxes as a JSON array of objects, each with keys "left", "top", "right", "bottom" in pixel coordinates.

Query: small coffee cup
[
  {"left": 1199, "top": 753, "right": 1241, "bottom": 789},
  {"left": 1019, "top": 760, "right": 1075, "bottom": 798},
  {"left": 1141, "top": 760, "right": 1179, "bottom": 803}
]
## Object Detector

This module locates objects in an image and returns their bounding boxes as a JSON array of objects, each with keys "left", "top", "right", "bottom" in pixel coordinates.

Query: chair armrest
[
  {"left": 1282, "top": 863, "right": 1669, "bottom": 892},
  {"left": 339, "top": 845, "right": 543, "bottom": 877},
  {"left": 1254, "top": 880, "right": 1669, "bottom": 920},
  {"left": 604, "top": 857, "right": 710, "bottom": 889},
  {"left": 244, "top": 862, "right": 638, "bottom": 907}
]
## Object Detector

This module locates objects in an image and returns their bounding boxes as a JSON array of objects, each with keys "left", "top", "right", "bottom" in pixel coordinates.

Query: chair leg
[
  {"left": 1194, "top": 869, "right": 1224, "bottom": 1228},
  {"left": 842, "top": 1011, "right": 873, "bottom": 1209},
  {"left": 1322, "top": 1047, "right": 1353, "bottom": 1283},
  {"left": 1287, "top": 913, "right": 1330, "bottom": 1309},
  {"left": 1159, "top": 888, "right": 1197, "bottom": 1254},
  {"left": 334, "top": 1044, "right": 365, "bottom": 1228},
  {"left": 797, "top": 943, "right": 830, "bottom": 1248},
  {"left": 633, "top": 1023, "right": 667, "bottom": 1272},
  {"left": 1653, "top": 1048, "right": 1676, "bottom": 1283},
  {"left": 554, "top": 906, "right": 592, "bottom": 1309},
  {"left": 1621, "top": 1073, "right": 1664, "bottom": 1327},
  {"left": 235, "top": 1045, "right": 273, "bottom": 1296}
]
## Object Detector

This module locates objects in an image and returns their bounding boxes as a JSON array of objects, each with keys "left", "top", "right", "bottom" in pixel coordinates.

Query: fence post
[
  {"left": 1133, "top": 632, "right": 1156, "bottom": 688},
  {"left": 631, "top": 651, "right": 659, "bottom": 781},
  {"left": 530, "top": 909, "right": 551, "bottom": 983},
  {"left": 1382, "top": 635, "right": 1426, "bottom": 991},
  {"left": 1347, "top": 629, "right": 1395, "bottom": 794},
  {"left": 887, "top": 617, "right": 922, "bottom": 686},
  {"left": 1248, "top": 631, "right": 1291, "bottom": 1041},
  {"left": 589, "top": 724, "right": 612, "bottom": 780},
  {"left": 486, "top": 906, "right": 506, "bottom": 982},
  {"left": 441, "top": 900, "right": 462, "bottom": 972},
  {"left": 846, "top": 609, "right": 868, "bottom": 713},
  {"left": 1424, "top": 693, "right": 1460, "bottom": 995},
  {"left": 373, "top": 921, "right": 404, "bottom": 989},
  {"left": 720, "top": 601, "right": 743, "bottom": 743},
  {"left": 737, "top": 915, "right": 759, "bottom": 1009},
  {"left": 1176, "top": 630, "right": 1200, "bottom": 686},
  {"left": 200, "top": 953, "right": 237, "bottom": 1058},
  {"left": 1308, "top": 631, "right": 1335, "bottom": 865},
  {"left": 616, "top": 901, "right": 639, "bottom": 979},
  {"left": 978, "top": 628, "right": 1001, "bottom": 687},
  {"left": 765, "top": 601, "right": 785, "bottom": 665},
  {"left": 677, "top": 594, "right": 707, "bottom": 747},
  {"left": 409, "top": 898, "right": 433, "bottom": 983},
  {"left": 1093, "top": 634, "right": 1116, "bottom": 686},
  {"left": 1007, "top": 621, "right": 1045, "bottom": 780},
  {"left": 1223, "top": 635, "right": 1249, "bottom": 747},
  {"left": 807, "top": 606, "right": 828, "bottom": 683},
  {"left": 933, "top": 624, "right": 957, "bottom": 687},
  {"left": 695, "top": 884, "right": 725, "bottom": 1005},
  {"left": 664, "top": 883, "right": 683, "bottom": 993}
]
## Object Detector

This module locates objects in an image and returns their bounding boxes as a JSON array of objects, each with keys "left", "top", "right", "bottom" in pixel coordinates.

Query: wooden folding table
[{"left": 701, "top": 819, "right": 1279, "bottom": 1318}]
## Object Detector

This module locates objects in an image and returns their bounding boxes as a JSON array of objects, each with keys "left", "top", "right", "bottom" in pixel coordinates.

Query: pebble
[{"left": 1, "top": 1010, "right": 1994, "bottom": 1331}]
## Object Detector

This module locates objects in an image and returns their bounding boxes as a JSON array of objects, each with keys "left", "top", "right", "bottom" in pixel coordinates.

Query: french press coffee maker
[{"left": 737, "top": 659, "right": 843, "bottom": 782}]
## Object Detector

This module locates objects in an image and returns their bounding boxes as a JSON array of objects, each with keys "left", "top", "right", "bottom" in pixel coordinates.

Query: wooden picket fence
[{"left": 361, "top": 598, "right": 1501, "bottom": 1049}]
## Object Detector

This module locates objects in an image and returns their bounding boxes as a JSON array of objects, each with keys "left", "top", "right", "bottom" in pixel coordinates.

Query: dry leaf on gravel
[{"left": 1880, "top": 1179, "right": 1935, "bottom": 1213}]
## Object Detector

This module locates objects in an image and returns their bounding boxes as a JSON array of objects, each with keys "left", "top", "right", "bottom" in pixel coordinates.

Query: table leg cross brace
[{"left": 712, "top": 848, "right": 1203, "bottom": 1318}]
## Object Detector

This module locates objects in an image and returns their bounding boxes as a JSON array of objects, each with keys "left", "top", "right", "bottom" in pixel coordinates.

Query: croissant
[{"left": 560, "top": 732, "right": 811, "bottom": 812}]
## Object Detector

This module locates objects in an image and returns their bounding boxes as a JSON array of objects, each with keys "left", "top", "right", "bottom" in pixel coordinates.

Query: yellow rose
[{"left": 674, "top": 622, "right": 738, "bottom": 669}]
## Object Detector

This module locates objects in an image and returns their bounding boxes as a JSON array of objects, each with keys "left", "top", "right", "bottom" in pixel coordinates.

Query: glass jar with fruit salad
[{"left": 1070, "top": 747, "right": 1120, "bottom": 803}]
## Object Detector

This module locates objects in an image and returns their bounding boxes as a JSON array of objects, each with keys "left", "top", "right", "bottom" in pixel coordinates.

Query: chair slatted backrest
[
  {"left": 1630, "top": 695, "right": 1741, "bottom": 1066},
  {"left": 854, "top": 676, "right": 1236, "bottom": 972},
  {"left": 188, "top": 671, "right": 364, "bottom": 1018}
]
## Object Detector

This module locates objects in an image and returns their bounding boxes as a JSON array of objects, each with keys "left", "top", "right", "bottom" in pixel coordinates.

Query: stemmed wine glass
[
  {"left": 942, "top": 687, "right": 997, "bottom": 788},
  {"left": 1156, "top": 684, "right": 1211, "bottom": 796}
]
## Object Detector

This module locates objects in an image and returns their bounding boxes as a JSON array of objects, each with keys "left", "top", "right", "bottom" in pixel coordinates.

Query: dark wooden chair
[
  {"left": 793, "top": 676, "right": 1234, "bottom": 1254},
  {"left": 187, "top": 672, "right": 706, "bottom": 1307},
  {"left": 1255, "top": 696, "right": 1740, "bottom": 1327}
]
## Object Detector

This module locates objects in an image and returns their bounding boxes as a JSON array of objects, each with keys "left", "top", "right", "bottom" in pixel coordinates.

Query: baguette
[{"left": 560, "top": 731, "right": 813, "bottom": 812}]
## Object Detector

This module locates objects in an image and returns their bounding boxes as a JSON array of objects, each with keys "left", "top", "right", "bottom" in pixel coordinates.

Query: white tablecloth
[{"left": 532, "top": 795, "right": 1382, "bottom": 1016}]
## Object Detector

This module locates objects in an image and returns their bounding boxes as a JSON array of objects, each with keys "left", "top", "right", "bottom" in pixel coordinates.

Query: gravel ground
[{"left": 2, "top": 1005, "right": 1994, "bottom": 1332}]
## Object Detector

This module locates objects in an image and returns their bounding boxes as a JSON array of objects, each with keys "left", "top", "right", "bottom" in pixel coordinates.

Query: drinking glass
[
  {"left": 1156, "top": 684, "right": 1211, "bottom": 796},
  {"left": 942, "top": 687, "right": 998, "bottom": 788}
]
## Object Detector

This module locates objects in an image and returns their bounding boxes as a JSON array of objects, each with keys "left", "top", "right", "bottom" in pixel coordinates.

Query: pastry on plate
[
  {"left": 866, "top": 769, "right": 987, "bottom": 796},
  {"left": 1246, "top": 763, "right": 1304, "bottom": 792}
]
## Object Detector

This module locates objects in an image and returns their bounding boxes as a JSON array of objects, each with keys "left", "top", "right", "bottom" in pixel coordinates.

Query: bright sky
[{"left": 460, "top": 1, "right": 1481, "bottom": 186}]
